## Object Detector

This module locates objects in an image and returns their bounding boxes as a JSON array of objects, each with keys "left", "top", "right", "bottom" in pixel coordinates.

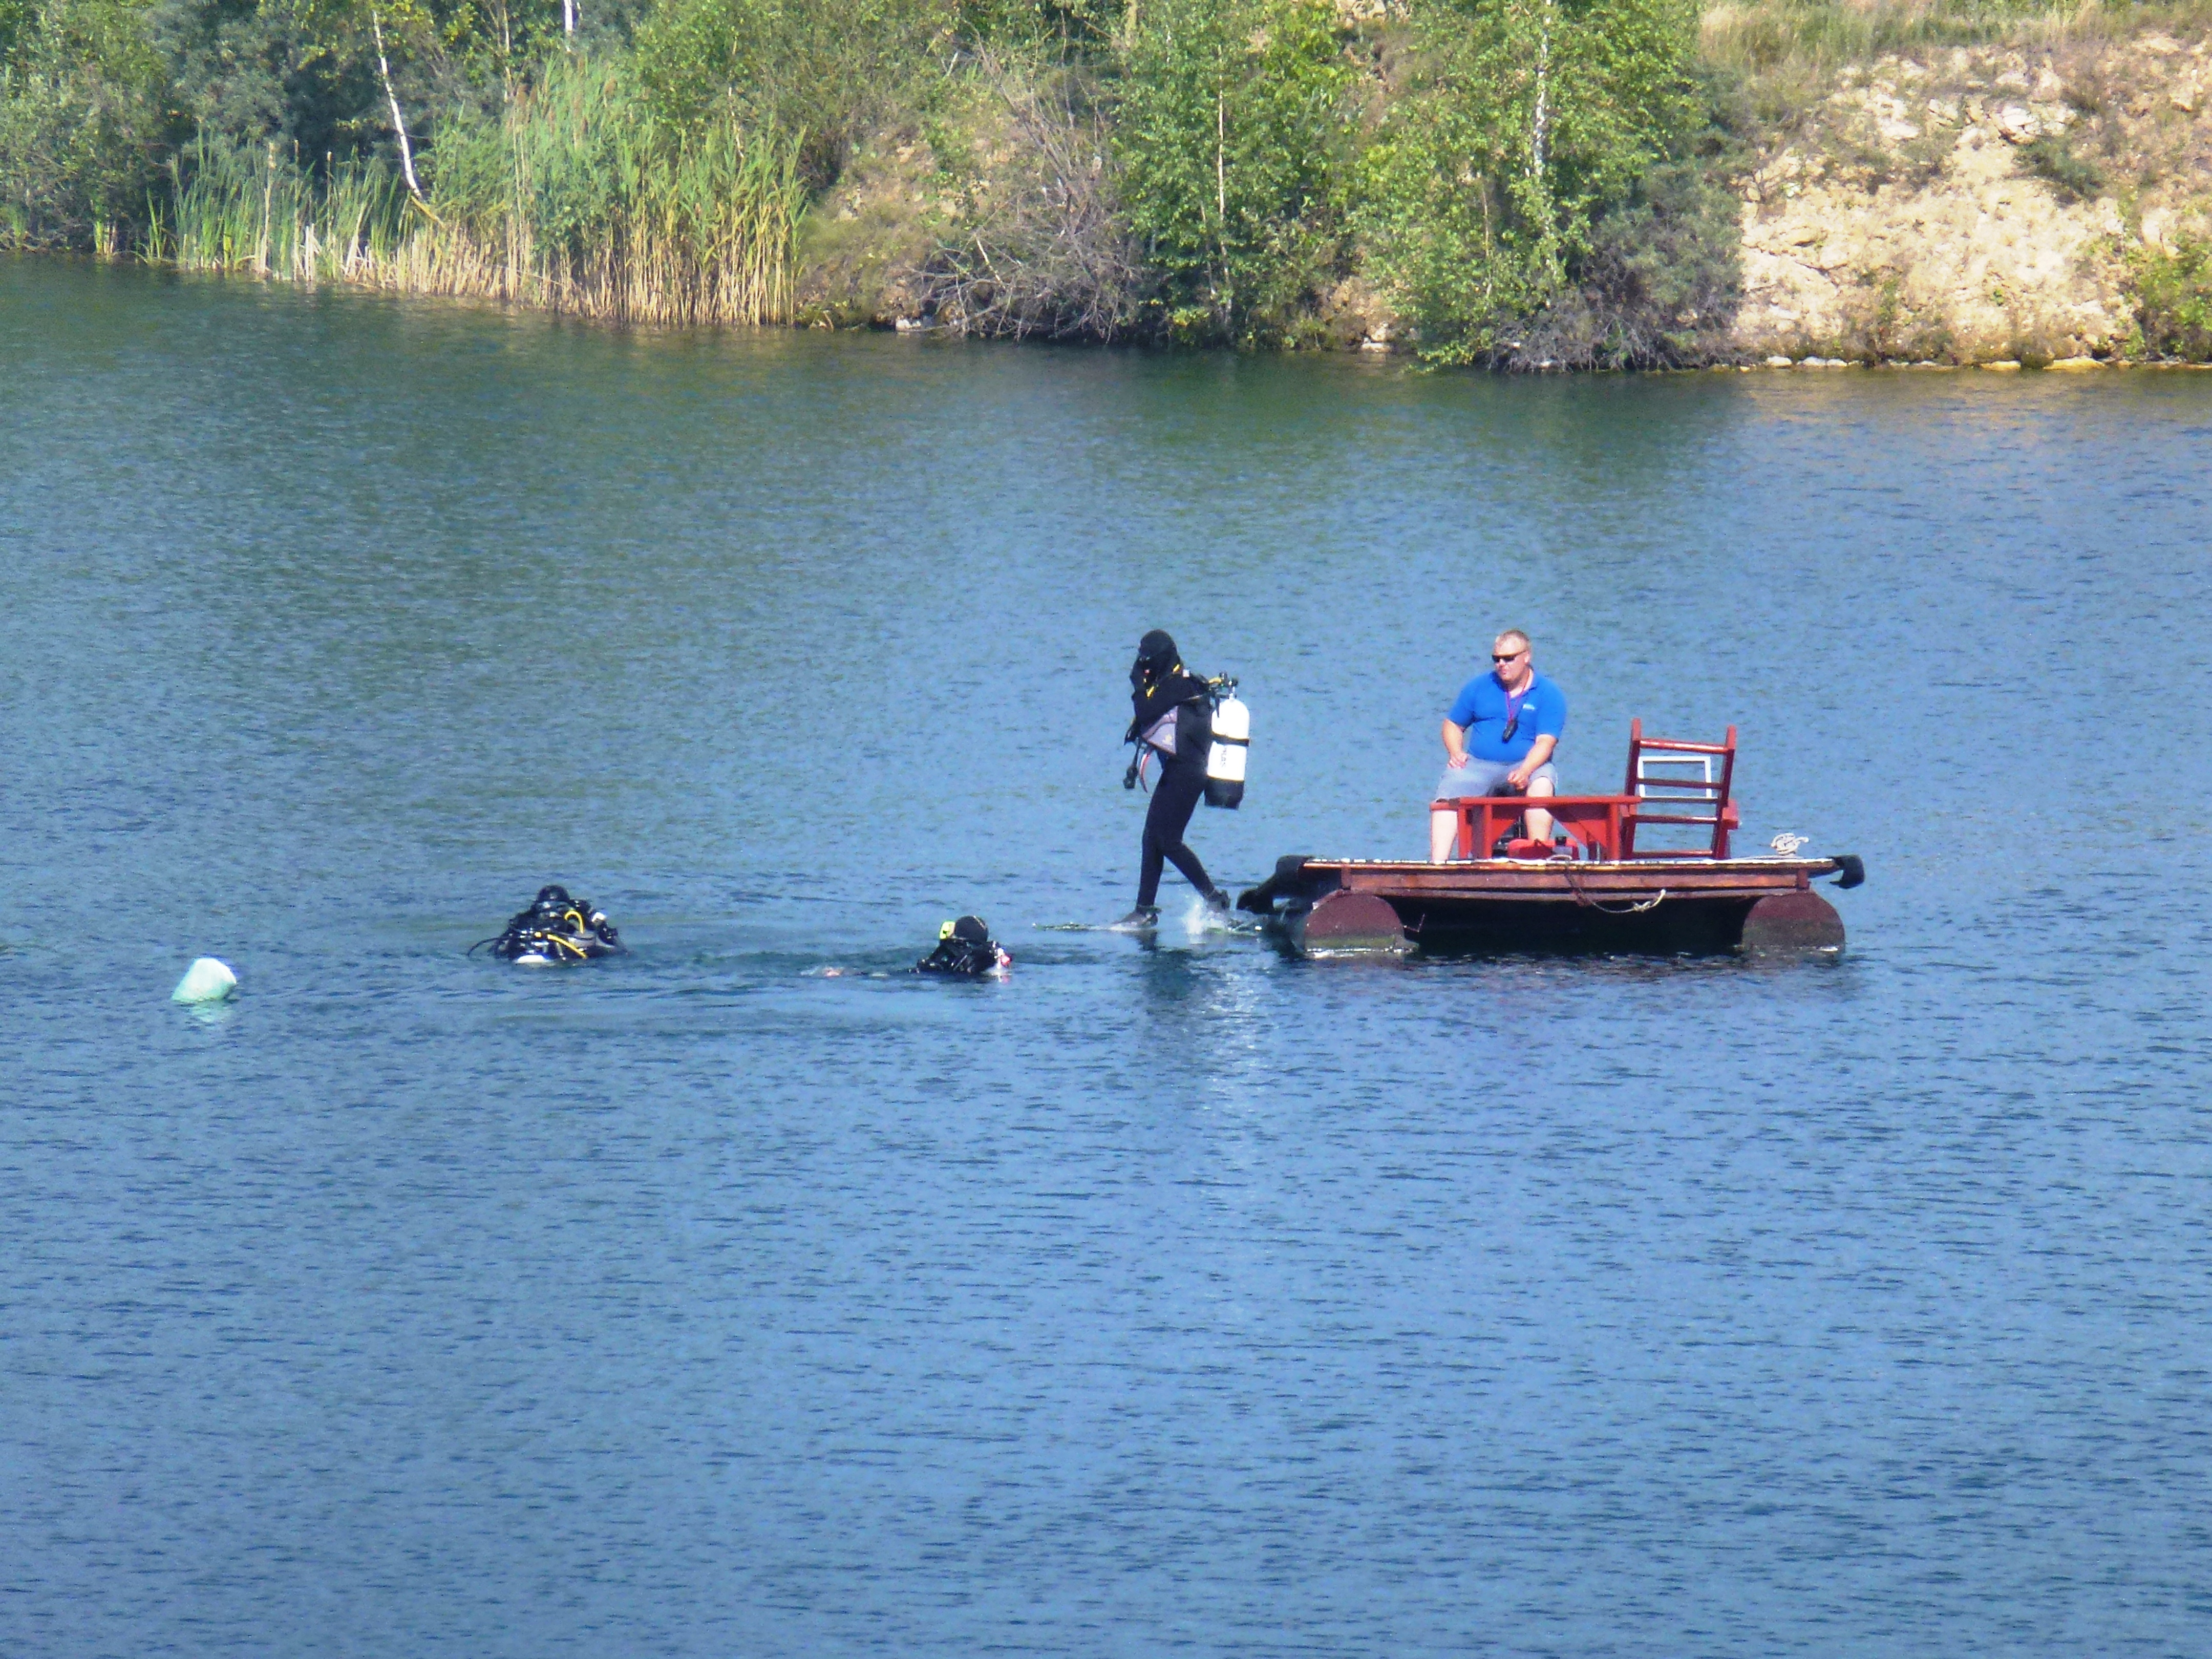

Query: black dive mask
[{"left": 1132, "top": 629, "right": 1178, "bottom": 688}]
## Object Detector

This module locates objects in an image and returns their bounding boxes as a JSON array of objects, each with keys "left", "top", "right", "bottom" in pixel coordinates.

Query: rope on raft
[{"left": 1563, "top": 865, "right": 1669, "bottom": 914}]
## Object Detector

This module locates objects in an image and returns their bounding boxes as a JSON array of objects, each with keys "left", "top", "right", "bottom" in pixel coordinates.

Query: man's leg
[
  {"left": 1430, "top": 805, "right": 1460, "bottom": 862},
  {"left": 1525, "top": 773, "right": 1558, "bottom": 844}
]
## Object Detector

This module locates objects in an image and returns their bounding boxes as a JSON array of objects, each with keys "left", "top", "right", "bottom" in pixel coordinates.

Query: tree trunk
[
  {"left": 371, "top": 8, "right": 425, "bottom": 201},
  {"left": 1530, "top": 0, "right": 1551, "bottom": 179}
]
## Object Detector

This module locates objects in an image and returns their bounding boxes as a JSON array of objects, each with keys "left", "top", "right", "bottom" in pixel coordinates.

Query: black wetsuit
[
  {"left": 1140, "top": 742, "right": 1214, "bottom": 907},
  {"left": 916, "top": 917, "right": 1005, "bottom": 977},
  {"left": 1127, "top": 631, "right": 1218, "bottom": 908}
]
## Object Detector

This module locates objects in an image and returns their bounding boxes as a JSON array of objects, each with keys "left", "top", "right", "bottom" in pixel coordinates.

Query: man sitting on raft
[{"left": 1430, "top": 628, "right": 1567, "bottom": 861}]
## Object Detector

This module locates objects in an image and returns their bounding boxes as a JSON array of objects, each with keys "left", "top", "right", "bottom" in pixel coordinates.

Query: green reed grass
[
  {"left": 422, "top": 56, "right": 807, "bottom": 325},
  {"left": 165, "top": 137, "right": 411, "bottom": 280},
  {"left": 151, "top": 57, "right": 805, "bottom": 327}
]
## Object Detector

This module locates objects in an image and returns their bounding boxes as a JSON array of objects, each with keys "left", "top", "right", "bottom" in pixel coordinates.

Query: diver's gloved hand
[{"left": 1123, "top": 758, "right": 1140, "bottom": 791}]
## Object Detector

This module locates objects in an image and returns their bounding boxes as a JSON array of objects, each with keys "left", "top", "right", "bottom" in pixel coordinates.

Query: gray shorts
[{"left": 1433, "top": 759, "right": 1558, "bottom": 801}]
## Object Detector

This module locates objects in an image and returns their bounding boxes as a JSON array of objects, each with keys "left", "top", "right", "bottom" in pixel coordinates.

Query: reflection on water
[{"left": 6, "top": 258, "right": 2212, "bottom": 1657}]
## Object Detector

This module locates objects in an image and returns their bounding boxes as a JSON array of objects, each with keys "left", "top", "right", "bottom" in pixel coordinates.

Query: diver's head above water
[
  {"left": 1131, "top": 629, "right": 1180, "bottom": 687},
  {"left": 915, "top": 914, "right": 1010, "bottom": 977}
]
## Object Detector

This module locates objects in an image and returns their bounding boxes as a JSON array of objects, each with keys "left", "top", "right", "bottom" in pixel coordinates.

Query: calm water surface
[{"left": 6, "top": 258, "right": 2211, "bottom": 1656}]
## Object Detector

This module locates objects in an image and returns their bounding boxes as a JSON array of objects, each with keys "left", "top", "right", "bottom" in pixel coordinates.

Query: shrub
[
  {"left": 633, "top": 0, "right": 953, "bottom": 182},
  {"left": 2017, "top": 131, "right": 2101, "bottom": 202},
  {"left": 1510, "top": 150, "right": 1745, "bottom": 368},
  {"left": 1352, "top": 0, "right": 1712, "bottom": 365},
  {"left": 1, "top": 0, "right": 166, "bottom": 247},
  {"left": 2126, "top": 234, "right": 2212, "bottom": 362},
  {"left": 1112, "top": 0, "right": 1351, "bottom": 343},
  {"left": 915, "top": 60, "right": 1149, "bottom": 338}
]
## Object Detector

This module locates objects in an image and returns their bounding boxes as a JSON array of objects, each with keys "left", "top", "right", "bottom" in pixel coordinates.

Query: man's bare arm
[
  {"left": 1506, "top": 734, "right": 1557, "bottom": 790},
  {"left": 1441, "top": 719, "right": 1471, "bottom": 767}
]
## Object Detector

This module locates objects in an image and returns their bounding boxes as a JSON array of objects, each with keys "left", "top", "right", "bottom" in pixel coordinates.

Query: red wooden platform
[{"left": 1238, "top": 720, "right": 1862, "bottom": 956}]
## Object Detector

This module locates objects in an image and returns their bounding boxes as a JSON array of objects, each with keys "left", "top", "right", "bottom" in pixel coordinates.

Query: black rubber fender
[{"left": 1237, "top": 855, "right": 1314, "bottom": 915}]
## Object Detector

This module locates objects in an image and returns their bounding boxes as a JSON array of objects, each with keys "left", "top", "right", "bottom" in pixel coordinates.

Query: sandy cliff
[{"left": 1731, "top": 29, "right": 2211, "bottom": 361}]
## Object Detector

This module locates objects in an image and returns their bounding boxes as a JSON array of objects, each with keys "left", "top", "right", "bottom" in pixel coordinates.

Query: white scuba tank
[{"left": 1205, "top": 685, "right": 1249, "bottom": 809}]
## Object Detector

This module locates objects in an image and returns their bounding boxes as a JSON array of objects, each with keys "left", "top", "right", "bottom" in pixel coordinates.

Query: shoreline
[{"left": 15, "top": 245, "right": 2212, "bottom": 372}]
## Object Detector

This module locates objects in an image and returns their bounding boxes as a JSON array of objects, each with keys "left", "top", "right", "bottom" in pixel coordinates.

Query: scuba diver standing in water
[{"left": 1118, "top": 630, "right": 1230, "bottom": 931}]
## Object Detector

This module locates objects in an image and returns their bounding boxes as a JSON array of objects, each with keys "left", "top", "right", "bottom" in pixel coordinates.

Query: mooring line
[{"left": 1562, "top": 864, "right": 1668, "bottom": 914}]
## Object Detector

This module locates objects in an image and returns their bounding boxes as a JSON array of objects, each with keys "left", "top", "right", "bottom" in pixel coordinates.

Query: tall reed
[
  {"left": 153, "top": 56, "right": 804, "bottom": 328},
  {"left": 166, "top": 137, "right": 412, "bottom": 281},
  {"left": 418, "top": 57, "right": 806, "bottom": 325}
]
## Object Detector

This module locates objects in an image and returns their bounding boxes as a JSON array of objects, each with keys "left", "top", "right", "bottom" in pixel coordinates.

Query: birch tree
[
  {"left": 1353, "top": 0, "right": 1702, "bottom": 363},
  {"left": 1114, "top": 0, "right": 1349, "bottom": 341}
]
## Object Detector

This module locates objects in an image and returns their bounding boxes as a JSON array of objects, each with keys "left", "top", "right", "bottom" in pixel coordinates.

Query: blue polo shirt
[{"left": 1448, "top": 670, "right": 1567, "bottom": 763}]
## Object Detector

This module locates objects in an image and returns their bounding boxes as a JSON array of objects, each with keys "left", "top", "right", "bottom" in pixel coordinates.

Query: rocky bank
[
  {"left": 1733, "top": 28, "right": 2211, "bottom": 363},
  {"left": 794, "top": 18, "right": 2210, "bottom": 362}
]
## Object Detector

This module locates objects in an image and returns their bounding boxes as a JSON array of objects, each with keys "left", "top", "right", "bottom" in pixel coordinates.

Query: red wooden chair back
[{"left": 1621, "top": 719, "right": 1738, "bottom": 858}]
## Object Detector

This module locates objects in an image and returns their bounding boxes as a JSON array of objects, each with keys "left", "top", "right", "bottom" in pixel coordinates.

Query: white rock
[
  {"left": 1996, "top": 104, "right": 2041, "bottom": 143},
  {"left": 172, "top": 958, "right": 238, "bottom": 1004},
  {"left": 1765, "top": 355, "right": 1795, "bottom": 367}
]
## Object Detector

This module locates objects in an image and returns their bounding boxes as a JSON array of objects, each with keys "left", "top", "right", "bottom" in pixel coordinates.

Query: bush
[
  {"left": 2017, "top": 131, "right": 2101, "bottom": 202},
  {"left": 1, "top": 0, "right": 166, "bottom": 247},
  {"left": 1352, "top": 0, "right": 1711, "bottom": 365},
  {"left": 915, "top": 60, "right": 1150, "bottom": 338},
  {"left": 633, "top": 0, "right": 954, "bottom": 182},
  {"left": 2126, "top": 234, "right": 2212, "bottom": 362},
  {"left": 1510, "top": 150, "right": 1745, "bottom": 369},
  {"left": 1113, "top": 0, "right": 1351, "bottom": 343}
]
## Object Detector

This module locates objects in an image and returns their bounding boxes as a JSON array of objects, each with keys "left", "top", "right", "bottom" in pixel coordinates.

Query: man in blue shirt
[{"left": 1430, "top": 628, "right": 1567, "bottom": 861}]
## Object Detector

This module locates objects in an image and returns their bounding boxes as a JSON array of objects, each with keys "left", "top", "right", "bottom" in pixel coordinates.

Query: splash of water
[{"left": 1175, "top": 895, "right": 1235, "bottom": 941}]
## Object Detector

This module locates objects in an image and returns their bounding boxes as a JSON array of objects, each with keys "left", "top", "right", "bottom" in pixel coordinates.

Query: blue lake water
[{"left": 5, "top": 256, "right": 2211, "bottom": 1655}]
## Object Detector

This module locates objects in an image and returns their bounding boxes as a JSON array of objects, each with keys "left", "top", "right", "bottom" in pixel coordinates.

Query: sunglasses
[{"left": 1492, "top": 651, "right": 1523, "bottom": 663}]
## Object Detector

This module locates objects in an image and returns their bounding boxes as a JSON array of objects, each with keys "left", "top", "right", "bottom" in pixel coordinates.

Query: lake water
[{"left": 6, "top": 256, "right": 2211, "bottom": 1656}]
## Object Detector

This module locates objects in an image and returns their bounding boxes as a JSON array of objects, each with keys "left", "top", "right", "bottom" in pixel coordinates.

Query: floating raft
[
  {"left": 1238, "top": 852, "right": 1863, "bottom": 957},
  {"left": 1237, "top": 719, "right": 1865, "bottom": 958}
]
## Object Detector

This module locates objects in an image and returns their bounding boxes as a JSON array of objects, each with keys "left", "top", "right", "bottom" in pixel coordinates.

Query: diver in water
[
  {"left": 472, "top": 884, "right": 625, "bottom": 964},
  {"left": 1118, "top": 629, "right": 1229, "bottom": 931},
  {"left": 915, "top": 916, "right": 1011, "bottom": 977}
]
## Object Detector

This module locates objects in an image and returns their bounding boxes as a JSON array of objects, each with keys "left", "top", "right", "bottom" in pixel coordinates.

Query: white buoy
[{"left": 172, "top": 958, "right": 238, "bottom": 1004}]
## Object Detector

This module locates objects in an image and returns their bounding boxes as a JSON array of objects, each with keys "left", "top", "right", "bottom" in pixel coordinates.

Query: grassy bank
[{"left": 4, "top": 0, "right": 2207, "bottom": 358}]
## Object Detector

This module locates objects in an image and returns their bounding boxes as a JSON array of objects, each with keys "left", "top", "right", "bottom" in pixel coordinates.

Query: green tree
[
  {"left": 1353, "top": 0, "right": 1705, "bottom": 363},
  {"left": 1113, "top": 0, "right": 1349, "bottom": 342},
  {"left": 1, "top": 0, "right": 167, "bottom": 245},
  {"left": 633, "top": 0, "right": 951, "bottom": 180}
]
